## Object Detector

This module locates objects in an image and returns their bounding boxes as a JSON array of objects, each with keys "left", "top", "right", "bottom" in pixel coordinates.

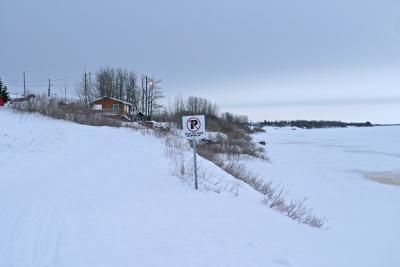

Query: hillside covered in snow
[{"left": 1, "top": 108, "right": 399, "bottom": 267}]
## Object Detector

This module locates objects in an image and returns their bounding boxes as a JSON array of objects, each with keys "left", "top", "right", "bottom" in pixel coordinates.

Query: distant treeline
[{"left": 257, "top": 120, "right": 372, "bottom": 129}]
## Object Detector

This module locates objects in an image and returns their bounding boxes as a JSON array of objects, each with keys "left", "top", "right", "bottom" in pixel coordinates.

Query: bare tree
[
  {"left": 185, "top": 96, "right": 218, "bottom": 116},
  {"left": 221, "top": 112, "right": 249, "bottom": 124},
  {"left": 148, "top": 78, "right": 163, "bottom": 117},
  {"left": 140, "top": 76, "right": 146, "bottom": 114},
  {"left": 76, "top": 66, "right": 159, "bottom": 115},
  {"left": 115, "top": 68, "right": 129, "bottom": 100},
  {"left": 75, "top": 73, "right": 96, "bottom": 105},
  {"left": 139, "top": 76, "right": 164, "bottom": 117},
  {"left": 95, "top": 66, "right": 116, "bottom": 98},
  {"left": 126, "top": 72, "right": 139, "bottom": 111}
]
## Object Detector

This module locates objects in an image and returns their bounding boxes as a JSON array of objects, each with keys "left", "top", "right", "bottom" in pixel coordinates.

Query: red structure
[{"left": 0, "top": 96, "right": 4, "bottom": 106}]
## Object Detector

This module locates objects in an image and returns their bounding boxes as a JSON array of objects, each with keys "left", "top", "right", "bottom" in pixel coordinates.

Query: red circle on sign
[{"left": 186, "top": 117, "right": 201, "bottom": 132}]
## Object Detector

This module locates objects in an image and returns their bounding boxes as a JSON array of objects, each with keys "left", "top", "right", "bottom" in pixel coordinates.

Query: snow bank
[{"left": 1, "top": 109, "right": 399, "bottom": 267}]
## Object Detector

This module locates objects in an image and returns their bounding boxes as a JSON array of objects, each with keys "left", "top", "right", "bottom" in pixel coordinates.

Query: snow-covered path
[
  {"left": 0, "top": 110, "right": 296, "bottom": 267},
  {"left": 1, "top": 109, "right": 400, "bottom": 267}
]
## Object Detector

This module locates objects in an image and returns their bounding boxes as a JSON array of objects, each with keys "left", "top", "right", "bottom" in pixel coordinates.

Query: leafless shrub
[
  {"left": 161, "top": 95, "right": 266, "bottom": 160},
  {"left": 266, "top": 186, "right": 284, "bottom": 209},
  {"left": 11, "top": 95, "right": 122, "bottom": 127},
  {"left": 197, "top": 136, "right": 267, "bottom": 160},
  {"left": 167, "top": 148, "right": 237, "bottom": 194},
  {"left": 194, "top": 129, "right": 326, "bottom": 228},
  {"left": 206, "top": 156, "right": 326, "bottom": 228},
  {"left": 170, "top": 155, "right": 192, "bottom": 183},
  {"left": 252, "top": 127, "right": 266, "bottom": 133},
  {"left": 141, "top": 114, "right": 325, "bottom": 227},
  {"left": 144, "top": 126, "right": 239, "bottom": 194}
]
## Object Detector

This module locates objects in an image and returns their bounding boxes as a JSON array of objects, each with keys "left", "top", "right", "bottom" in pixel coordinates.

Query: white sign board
[{"left": 182, "top": 115, "right": 206, "bottom": 139}]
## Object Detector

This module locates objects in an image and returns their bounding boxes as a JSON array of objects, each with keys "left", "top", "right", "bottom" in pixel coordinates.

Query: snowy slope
[{"left": 1, "top": 108, "right": 399, "bottom": 267}]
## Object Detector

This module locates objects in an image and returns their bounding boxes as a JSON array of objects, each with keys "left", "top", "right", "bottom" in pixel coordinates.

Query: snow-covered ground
[{"left": 1, "top": 108, "right": 399, "bottom": 266}]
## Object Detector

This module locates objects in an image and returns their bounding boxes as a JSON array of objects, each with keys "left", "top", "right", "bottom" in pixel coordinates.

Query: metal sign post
[
  {"left": 182, "top": 115, "right": 206, "bottom": 190},
  {"left": 193, "top": 137, "right": 198, "bottom": 190}
]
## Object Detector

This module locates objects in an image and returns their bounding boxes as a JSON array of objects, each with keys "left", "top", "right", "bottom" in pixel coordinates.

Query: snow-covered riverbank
[{"left": 1, "top": 108, "right": 399, "bottom": 267}]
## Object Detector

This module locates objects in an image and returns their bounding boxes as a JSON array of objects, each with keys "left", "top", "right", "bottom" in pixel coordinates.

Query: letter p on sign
[{"left": 182, "top": 115, "right": 206, "bottom": 139}]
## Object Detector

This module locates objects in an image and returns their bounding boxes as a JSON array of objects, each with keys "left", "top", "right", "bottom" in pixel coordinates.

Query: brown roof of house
[{"left": 90, "top": 96, "right": 132, "bottom": 106}]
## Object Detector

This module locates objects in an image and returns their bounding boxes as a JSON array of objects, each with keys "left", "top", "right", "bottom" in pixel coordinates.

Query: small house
[
  {"left": 0, "top": 96, "right": 4, "bottom": 106},
  {"left": 89, "top": 97, "right": 133, "bottom": 121},
  {"left": 134, "top": 111, "right": 151, "bottom": 122}
]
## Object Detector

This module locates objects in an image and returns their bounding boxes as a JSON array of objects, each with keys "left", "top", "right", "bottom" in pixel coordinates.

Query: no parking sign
[
  {"left": 181, "top": 115, "right": 206, "bottom": 190},
  {"left": 182, "top": 115, "right": 206, "bottom": 139}
]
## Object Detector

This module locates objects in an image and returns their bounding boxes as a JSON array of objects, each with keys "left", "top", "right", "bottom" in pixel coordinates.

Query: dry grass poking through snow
[
  {"left": 194, "top": 131, "right": 326, "bottom": 228},
  {"left": 151, "top": 126, "right": 326, "bottom": 228},
  {"left": 11, "top": 95, "right": 122, "bottom": 127},
  {"left": 140, "top": 126, "right": 241, "bottom": 195},
  {"left": 205, "top": 156, "right": 326, "bottom": 228}
]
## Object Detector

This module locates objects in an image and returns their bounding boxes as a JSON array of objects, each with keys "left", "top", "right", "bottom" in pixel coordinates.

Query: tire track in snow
[
  {"left": 0, "top": 143, "right": 127, "bottom": 267},
  {"left": 0, "top": 184, "right": 71, "bottom": 266},
  {"left": 0, "top": 166, "right": 94, "bottom": 267},
  {"left": 0, "top": 115, "right": 144, "bottom": 266}
]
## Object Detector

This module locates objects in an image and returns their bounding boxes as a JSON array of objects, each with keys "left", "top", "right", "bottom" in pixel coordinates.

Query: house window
[
  {"left": 93, "top": 104, "right": 102, "bottom": 110},
  {"left": 112, "top": 104, "right": 119, "bottom": 110}
]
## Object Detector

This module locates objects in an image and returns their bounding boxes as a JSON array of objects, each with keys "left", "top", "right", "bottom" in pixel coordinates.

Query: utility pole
[
  {"left": 145, "top": 76, "right": 148, "bottom": 116},
  {"left": 48, "top": 78, "right": 51, "bottom": 97},
  {"left": 149, "top": 80, "right": 153, "bottom": 118},
  {"left": 64, "top": 81, "right": 67, "bottom": 103},
  {"left": 141, "top": 79, "right": 145, "bottom": 114},
  {"left": 84, "top": 72, "right": 88, "bottom": 106},
  {"left": 23, "top": 71, "right": 26, "bottom": 96}
]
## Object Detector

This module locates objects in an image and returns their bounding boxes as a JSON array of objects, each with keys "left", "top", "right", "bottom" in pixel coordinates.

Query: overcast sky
[{"left": 1, "top": 0, "right": 400, "bottom": 123}]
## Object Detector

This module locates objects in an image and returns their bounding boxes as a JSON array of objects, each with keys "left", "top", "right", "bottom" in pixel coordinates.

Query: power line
[
  {"left": 52, "top": 75, "right": 82, "bottom": 81},
  {"left": 5, "top": 80, "right": 49, "bottom": 84},
  {"left": 3, "top": 74, "right": 82, "bottom": 84},
  {"left": 4, "top": 83, "right": 75, "bottom": 87}
]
